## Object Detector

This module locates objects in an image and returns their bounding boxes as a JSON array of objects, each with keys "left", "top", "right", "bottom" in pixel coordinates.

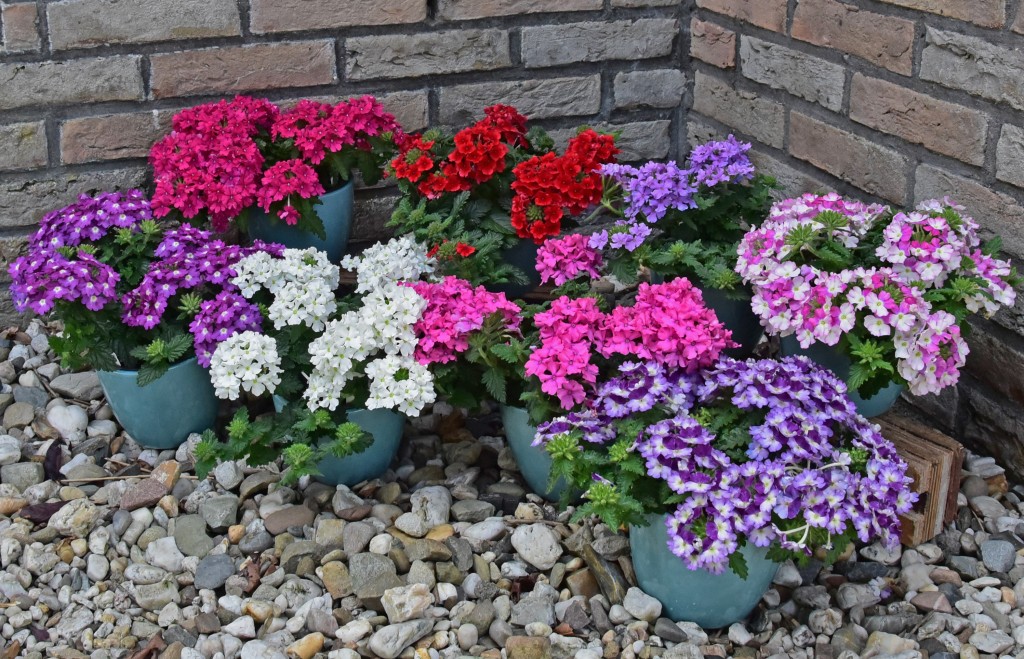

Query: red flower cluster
[
  {"left": 510, "top": 130, "right": 619, "bottom": 243},
  {"left": 151, "top": 95, "right": 401, "bottom": 231},
  {"left": 390, "top": 104, "right": 530, "bottom": 199},
  {"left": 427, "top": 241, "right": 477, "bottom": 259}
]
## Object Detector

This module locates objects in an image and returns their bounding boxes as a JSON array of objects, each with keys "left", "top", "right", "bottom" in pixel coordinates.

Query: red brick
[
  {"left": 792, "top": 0, "right": 915, "bottom": 75},
  {"left": 789, "top": 112, "right": 909, "bottom": 203},
  {"left": 690, "top": 18, "right": 736, "bottom": 69},
  {"left": 250, "top": 0, "right": 425, "bottom": 34},
  {"left": 60, "top": 112, "right": 166, "bottom": 165},
  {"left": 1, "top": 2, "right": 40, "bottom": 53},
  {"left": 877, "top": 0, "right": 1004, "bottom": 28},
  {"left": 0, "top": 121, "right": 47, "bottom": 172},
  {"left": 438, "top": 0, "right": 600, "bottom": 20},
  {"left": 696, "top": 0, "right": 787, "bottom": 32},
  {"left": 150, "top": 41, "right": 336, "bottom": 99},
  {"left": 849, "top": 74, "right": 988, "bottom": 166}
]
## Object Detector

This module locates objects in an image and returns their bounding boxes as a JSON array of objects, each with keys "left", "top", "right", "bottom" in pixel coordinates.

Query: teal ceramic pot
[
  {"left": 780, "top": 336, "right": 906, "bottom": 418},
  {"left": 488, "top": 239, "right": 542, "bottom": 299},
  {"left": 97, "top": 356, "right": 218, "bottom": 449},
  {"left": 650, "top": 273, "right": 763, "bottom": 357},
  {"left": 630, "top": 514, "right": 779, "bottom": 628},
  {"left": 247, "top": 180, "right": 354, "bottom": 263},
  {"left": 500, "top": 405, "right": 572, "bottom": 502},
  {"left": 272, "top": 396, "right": 404, "bottom": 486}
]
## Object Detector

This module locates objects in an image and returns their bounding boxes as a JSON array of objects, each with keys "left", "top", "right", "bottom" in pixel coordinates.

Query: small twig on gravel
[{"left": 61, "top": 474, "right": 199, "bottom": 483}]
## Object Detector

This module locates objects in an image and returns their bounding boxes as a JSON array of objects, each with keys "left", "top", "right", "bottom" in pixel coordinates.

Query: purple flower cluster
[
  {"left": 29, "top": 189, "right": 152, "bottom": 249},
  {"left": 593, "top": 136, "right": 756, "bottom": 253},
  {"left": 536, "top": 356, "right": 916, "bottom": 574},
  {"left": 189, "top": 290, "right": 263, "bottom": 366},
  {"left": 10, "top": 190, "right": 153, "bottom": 315}
]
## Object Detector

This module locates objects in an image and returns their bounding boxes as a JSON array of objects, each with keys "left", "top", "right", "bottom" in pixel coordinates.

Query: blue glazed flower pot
[
  {"left": 272, "top": 396, "right": 404, "bottom": 486},
  {"left": 97, "top": 356, "right": 219, "bottom": 449},
  {"left": 488, "top": 239, "right": 542, "bottom": 299},
  {"left": 650, "top": 273, "right": 763, "bottom": 357},
  {"left": 500, "top": 404, "right": 573, "bottom": 502},
  {"left": 630, "top": 514, "right": 779, "bottom": 628},
  {"left": 780, "top": 336, "right": 905, "bottom": 418},
  {"left": 247, "top": 180, "right": 354, "bottom": 263}
]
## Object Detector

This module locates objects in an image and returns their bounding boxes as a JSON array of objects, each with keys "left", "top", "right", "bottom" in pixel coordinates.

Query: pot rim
[{"left": 97, "top": 354, "right": 199, "bottom": 377}]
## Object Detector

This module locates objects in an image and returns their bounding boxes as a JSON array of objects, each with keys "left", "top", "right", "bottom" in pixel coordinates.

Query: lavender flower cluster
[
  {"left": 10, "top": 190, "right": 153, "bottom": 315},
  {"left": 536, "top": 356, "right": 916, "bottom": 574},
  {"left": 593, "top": 136, "right": 755, "bottom": 252}
]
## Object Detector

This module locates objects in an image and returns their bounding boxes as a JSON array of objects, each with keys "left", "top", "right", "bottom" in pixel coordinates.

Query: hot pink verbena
[{"left": 535, "top": 234, "right": 604, "bottom": 286}]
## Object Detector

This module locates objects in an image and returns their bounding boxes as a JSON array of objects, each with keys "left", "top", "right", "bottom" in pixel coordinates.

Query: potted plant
[
  {"left": 496, "top": 272, "right": 735, "bottom": 501},
  {"left": 8, "top": 190, "right": 282, "bottom": 448},
  {"left": 150, "top": 95, "right": 403, "bottom": 262},
  {"left": 736, "top": 194, "right": 1019, "bottom": 416},
  {"left": 387, "top": 104, "right": 618, "bottom": 297},
  {"left": 595, "top": 136, "right": 776, "bottom": 355},
  {"left": 195, "top": 238, "right": 437, "bottom": 485},
  {"left": 536, "top": 356, "right": 917, "bottom": 627}
]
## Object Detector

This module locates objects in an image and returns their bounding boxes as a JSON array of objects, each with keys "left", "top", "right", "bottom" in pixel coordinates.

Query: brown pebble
[
  {"left": 158, "top": 495, "right": 178, "bottom": 518},
  {"left": 228, "top": 524, "right": 245, "bottom": 544},
  {"left": 286, "top": 632, "right": 323, "bottom": 659}
]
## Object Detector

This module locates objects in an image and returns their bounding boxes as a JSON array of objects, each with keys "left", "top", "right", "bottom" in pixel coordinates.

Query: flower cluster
[
  {"left": 737, "top": 194, "right": 1018, "bottom": 395},
  {"left": 305, "top": 283, "right": 435, "bottom": 415},
  {"left": 537, "top": 357, "right": 917, "bottom": 574},
  {"left": 29, "top": 189, "right": 153, "bottom": 249},
  {"left": 151, "top": 95, "right": 400, "bottom": 231},
  {"left": 524, "top": 279, "right": 733, "bottom": 409},
  {"left": 410, "top": 276, "right": 522, "bottom": 365},
  {"left": 535, "top": 234, "right": 605, "bottom": 286},
  {"left": 232, "top": 248, "right": 339, "bottom": 331},
  {"left": 340, "top": 235, "right": 434, "bottom": 294},
  {"left": 188, "top": 290, "right": 264, "bottom": 367},
  {"left": 510, "top": 129, "right": 618, "bottom": 243},
  {"left": 209, "top": 331, "right": 282, "bottom": 400}
]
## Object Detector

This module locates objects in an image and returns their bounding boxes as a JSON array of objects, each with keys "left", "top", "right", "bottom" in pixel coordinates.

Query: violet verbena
[
  {"left": 8, "top": 191, "right": 282, "bottom": 385},
  {"left": 736, "top": 194, "right": 1019, "bottom": 397},
  {"left": 594, "top": 136, "right": 775, "bottom": 293},
  {"left": 536, "top": 356, "right": 917, "bottom": 577}
]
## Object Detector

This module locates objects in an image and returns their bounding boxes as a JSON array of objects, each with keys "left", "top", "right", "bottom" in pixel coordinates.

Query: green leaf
[
  {"left": 728, "top": 549, "right": 749, "bottom": 580},
  {"left": 136, "top": 362, "right": 168, "bottom": 387},
  {"left": 482, "top": 369, "right": 507, "bottom": 403}
]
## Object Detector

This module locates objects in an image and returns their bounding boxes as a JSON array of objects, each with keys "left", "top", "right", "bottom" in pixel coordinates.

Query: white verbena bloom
[
  {"left": 232, "top": 248, "right": 340, "bottom": 331},
  {"left": 364, "top": 354, "right": 436, "bottom": 416},
  {"left": 341, "top": 236, "right": 434, "bottom": 293},
  {"left": 209, "top": 331, "right": 282, "bottom": 400}
]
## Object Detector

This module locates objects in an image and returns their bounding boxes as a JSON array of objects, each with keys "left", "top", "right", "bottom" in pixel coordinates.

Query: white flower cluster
[
  {"left": 304, "top": 282, "right": 435, "bottom": 415},
  {"left": 209, "top": 331, "right": 282, "bottom": 400},
  {"left": 340, "top": 235, "right": 434, "bottom": 293},
  {"left": 232, "top": 248, "right": 340, "bottom": 331}
]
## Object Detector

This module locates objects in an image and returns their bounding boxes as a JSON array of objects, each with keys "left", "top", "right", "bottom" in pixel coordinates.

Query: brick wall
[
  {"left": 687, "top": 0, "right": 1024, "bottom": 473},
  {"left": 0, "top": 0, "right": 686, "bottom": 318}
]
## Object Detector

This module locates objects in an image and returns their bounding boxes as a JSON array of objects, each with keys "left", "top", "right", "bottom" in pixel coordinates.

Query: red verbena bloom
[
  {"left": 447, "top": 124, "right": 508, "bottom": 184},
  {"left": 392, "top": 135, "right": 438, "bottom": 183},
  {"left": 481, "top": 104, "right": 530, "bottom": 148},
  {"left": 456, "top": 242, "right": 476, "bottom": 257}
]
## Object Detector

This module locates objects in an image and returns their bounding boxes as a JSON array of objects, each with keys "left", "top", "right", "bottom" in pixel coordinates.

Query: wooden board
[{"left": 877, "top": 414, "right": 963, "bottom": 546}]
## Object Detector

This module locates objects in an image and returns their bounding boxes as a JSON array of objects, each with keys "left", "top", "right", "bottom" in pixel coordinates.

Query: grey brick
[
  {"left": 250, "top": 0, "right": 425, "bottom": 33},
  {"left": 521, "top": 19, "right": 677, "bottom": 68},
  {"left": 0, "top": 122, "right": 47, "bottom": 173},
  {"left": 1, "top": 167, "right": 147, "bottom": 230},
  {"left": 739, "top": 37, "right": 845, "bottom": 111},
  {"left": 438, "top": 0, "right": 600, "bottom": 20},
  {"left": 346, "top": 29, "right": 510, "bottom": 81},
  {"left": 439, "top": 76, "right": 601, "bottom": 125},
  {"left": 997, "top": 124, "right": 1024, "bottom": 189},
  {"left": 0, "top": 57, "right": 143, "bottom": 111},
  {"left": 549, "top": 121, "right": 672, "bottom": 162},
  {"left": 915, "top": 164, "right": 1024, "bottom": 258},
  {"left": 47, "top": 0, "right": 240, "bottom": 50},
  {"left": 692, "top": 71, "right": 785, "bottom": 148},
  {"left": 921, "top": 28, "right": 1024, "bottom": 111},
  {"left": 613, "top": 69, "right": 687, "bottom": 110}
]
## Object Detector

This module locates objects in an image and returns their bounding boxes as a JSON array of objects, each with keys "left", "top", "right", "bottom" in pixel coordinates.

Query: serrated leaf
[{"left": 482, "top": 369, "right": 507, "bottom": 403}]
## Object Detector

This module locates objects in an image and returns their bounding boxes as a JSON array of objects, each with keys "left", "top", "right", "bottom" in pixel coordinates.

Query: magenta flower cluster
[
  {"left": 737, "top": 194, "right": 1017, "bottom": 395},
  {"left": 408, "top": 276, "right": 522, "bottom": 365},
  {"left": 535, "top": 234, "right": 605, "bottom": 286},
  {"left": 536, "top": 357, "right": 917, "bottom": 574},
  {"left": 10, "top": 190, "right": 153, "bottom": 315},
  {"left": 524, "top": 279, "right": 734, "bottom": 409}
]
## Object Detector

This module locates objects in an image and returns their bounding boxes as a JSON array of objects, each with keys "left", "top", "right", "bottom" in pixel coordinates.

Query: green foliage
[{"left": 128, "top": 331, "right": 194, "bottom": 386}]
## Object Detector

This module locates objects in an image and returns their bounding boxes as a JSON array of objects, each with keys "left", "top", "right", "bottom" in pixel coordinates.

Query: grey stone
[
  {"left": 213, "top": 461, "right": 243, "bottom": 490},
  {"left": 451, "top": 499, "right": 495, "bottom": 523},
  {"left": 343, "top": 521, "right": 376, "bottom": 555},
  {"left": 264, "top": 504, "right": 314, "bottom": 535},
  {"left": 133, "top": 577, "right": 179, "bottom": 611},
  {"left": 146, "top": 536, "right": 185, "bottom": 573},
  {"left": 173, "top": 514, "right": 214, "bottom": 557},
  {"left": 239, "top": 471, "right": 279, "bottom": 499},
  {"left": 511, "top": 523, "right": 561, "bottom": 571},
  {"left": 48, "top": 372, "right": 103, "bottom": 400},
  {"left": 347, "top": 29, "right": 510, "bottom": 80},
  {"left": 350, "top": 552, "right": 402, "bottom": 610},
  {"left": 591, "top": 534, "right": 630, "bottom": 560},
  {"left": 510, "top": 592, "right": 556, "bottom": 627},
  {"left": 1, "top": 462, "right": 43, "bottom": 492},
  {"left": 981, "top": 539, "right": 1017, "bottom": 572},
  {"left": 2, "top": 401, "right": 34, "bottom": 427},
  {"left": 367, "top": 619, "right": 434, "bottom": 659},
  {"left": 410, "top": 485, "right": 452, "bottom": 527},
  {"left": 47, "top": 0, "right": 240, "bottom": 50},
  {"left": 194, "top": 554, "right": 235, "bottom": 590},
  {"left": 613, "top": 69, "right": 686, "bottom": 110},
  {"left": 970, "top": 495, "right": 1007, "bottom": 519},
  {"left": 381, "top": 583, "right": 434, "bottom": 623},
  {"left": 836, "top": 583, "right": 881, "bottom": 610},
  {"left": 521, "top": 19, "right": 676, "bottom": 68},
  {"left": 622, "top": 587, "right": 661, "bottom": 623},
  {"left": 199, "top": 494, "right": 239, "bottom": 530},
  {"left": 997, "top": 124, "right": 1024, "bottom": 188},
  {"left": 13, "top": 385, "right": 49, "bottom": 409},
  {"left": 0, "top": 57, "right": 143, "bottom": 112}
]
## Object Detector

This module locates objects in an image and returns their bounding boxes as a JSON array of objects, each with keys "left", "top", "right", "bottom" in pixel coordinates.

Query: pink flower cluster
[
  {"left": 737, "top": 194, "right": 1017, "bottom": 395},
  {"left": 524, "top": 279, "right": 734, "bottom": 409},
  {"left": 535, "top": 234, "right": 605, "bottom": 286},
  {"left": 409, "top": 276, "right": 522, "bottom": 365},
  {"left": 150, "top": 95, "right": 401, "bottom": 230}
]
